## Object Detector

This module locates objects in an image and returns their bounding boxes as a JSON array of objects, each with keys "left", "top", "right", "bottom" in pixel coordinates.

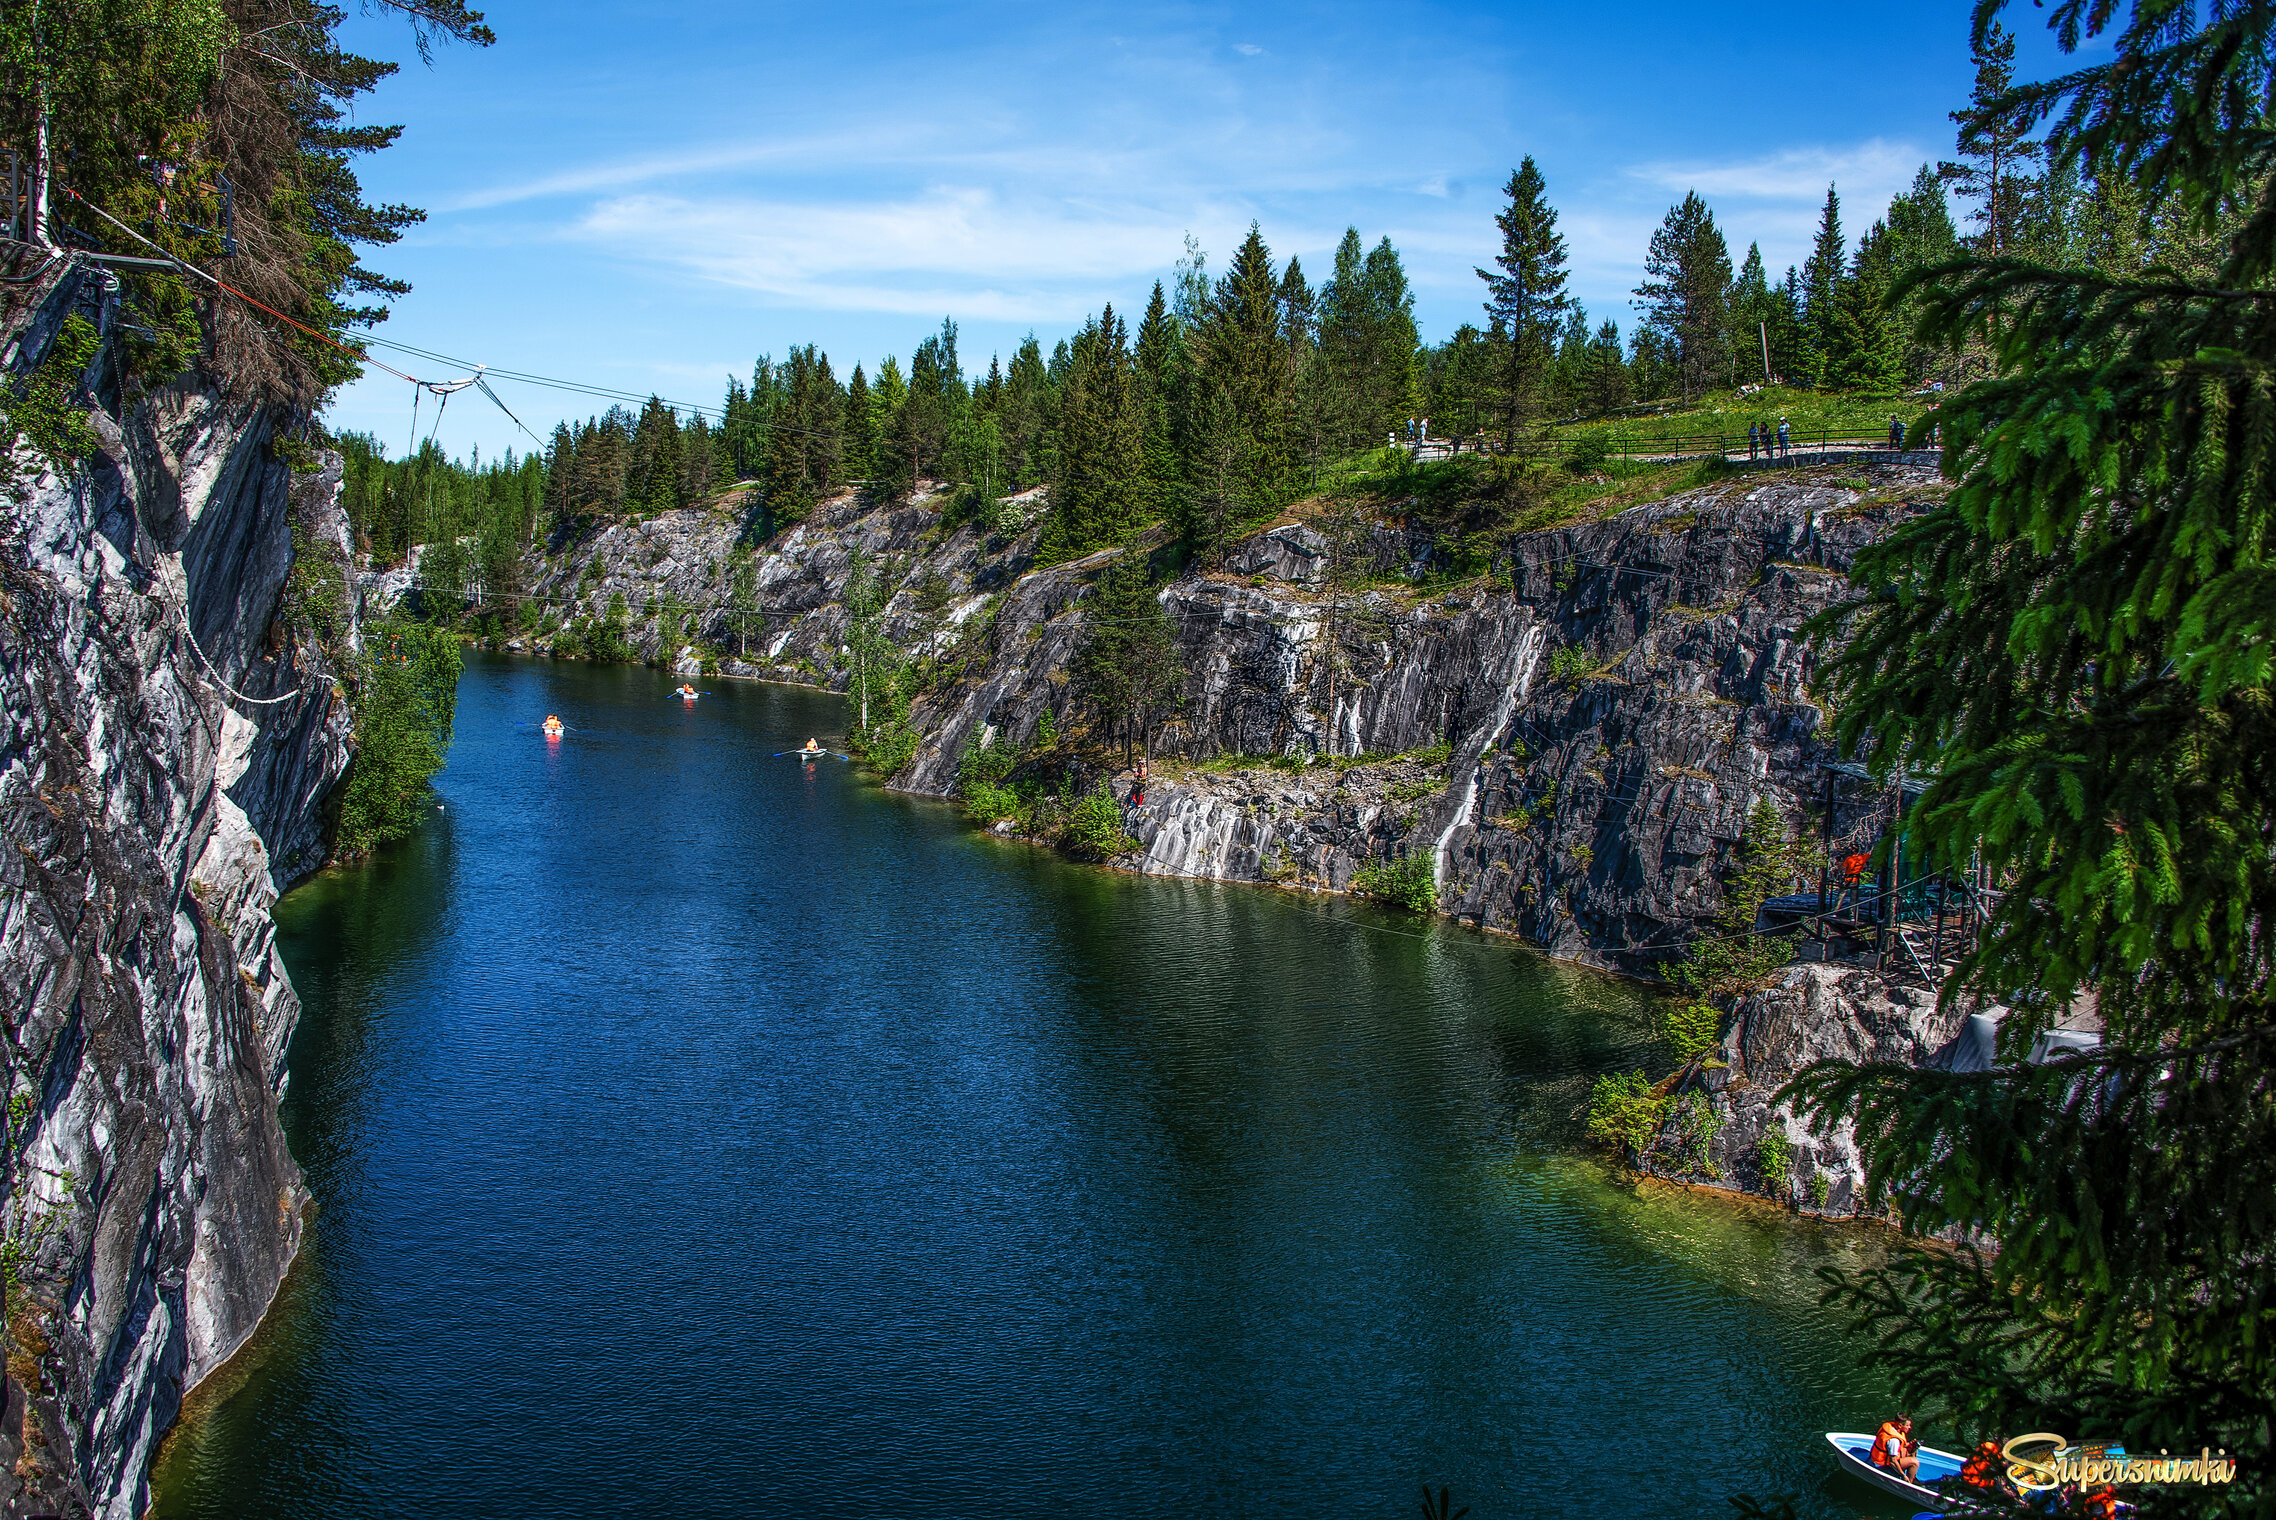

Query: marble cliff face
[
  {"left": 516, "top": 457, "right": 1936, "bottom": 974},
  {"left": 1, "top": 267, "right": 356, "bottom": 1519}
]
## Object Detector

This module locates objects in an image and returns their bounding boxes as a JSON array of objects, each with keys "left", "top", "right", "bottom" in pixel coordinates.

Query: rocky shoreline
[{"left": 474, "top": 451, "right": 1966, "bottom": 1221}]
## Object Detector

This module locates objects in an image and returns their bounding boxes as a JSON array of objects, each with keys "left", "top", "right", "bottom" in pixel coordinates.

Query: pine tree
[
  {"left": 1001, "top": 335, "right": 1053, "bottom": 488},
  {"left": 1581, "top": 320, "right": 1632, "bottom": 415},
  {"left": 1043, "top": 306, "right": 1147, "bottom": 561},
  {"left": 1884, "top": 164, "right": 1962, "bottom": 386},
  {"left": 1781, "top": 5, "right": 2276, "bottom": 1503},
  {"left": 843, "top": 364, "right": 874, "bottom": 486},
  {"left": 762, "top": 345, "right": 842, "bottom": 527},
  {"left": 1939, "top": 21, "right": 2041, "bottom": 255},
  {"left": 1801, "top": 186, "right": 1847, "bottom": 388},
  {"left": 870, "top": 355, "right": 909, "bottom": 496},
  {"left": 1133, "top": 282, "right": 1188, "bottom": 525},
  {"left": 895, "top": 319, "right": 965, "bottom": 487},
  {"left": 1069, "top": 552, "right": 1185, "bottom": 763},
  {"left": 1189, "top": 223, "right": 1297, "bottom": 527},
  {"left": 540, "top": 421, "right": 573, "bottom": 542},
  {"left": 1550, "top": 307, "right": 1592, "bottom": 417},
  {"left": 1317, "top": 230, "right": 1424, "bottom": 451},
  {"left": 1827, "top": 223, "right": 1905, "bottom": 393},
  {"left": 1729, "top": 243, "right": 1776, "bottom": 386},
  {"left": 1423, "top": 323, "right": 1499, "bottom": 437},
  {"left": 1767, "top": 267, "right": 1808, "bottom": 385},
  {"left": 1476, "top": 157, "right": 1571, "bottom": 447},
  {"left": 1316, "top": 227, "right": 1372, "bottom": 447},
  {"left": 1634, "top": 191, "right": 1733, "bottom": 401}
]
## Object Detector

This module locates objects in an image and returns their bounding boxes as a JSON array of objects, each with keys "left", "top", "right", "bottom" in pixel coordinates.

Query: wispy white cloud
[
  {"left": 570, "top": 187, "right": 1272, "bottom": 321},
  {"left": 1233, "top": 42, "right": 1263, "bottom": 55},
  {"left": 1628, "top": 137, "right": 1926, "bottom": 205},
  {"left": 445, "top": 129, "right": 921, "bottom": 212}
]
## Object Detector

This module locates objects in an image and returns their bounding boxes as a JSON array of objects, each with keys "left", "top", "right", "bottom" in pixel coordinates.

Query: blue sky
[{"left": 325, "top": 0, "right": 2078, "bottom": 458}]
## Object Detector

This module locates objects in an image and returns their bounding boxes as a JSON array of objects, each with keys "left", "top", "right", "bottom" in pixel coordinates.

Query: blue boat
[{"left": 1827, "top": 1431, "right": 1967, "bottom": 1508}]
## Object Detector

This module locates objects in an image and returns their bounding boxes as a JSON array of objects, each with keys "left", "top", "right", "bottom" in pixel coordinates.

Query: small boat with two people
[
  {"left": 542, "top": 714, "right": 564, "bottom": 739},
  {"left": 674, "top": 684, "right": 701, "bottom": 701}
]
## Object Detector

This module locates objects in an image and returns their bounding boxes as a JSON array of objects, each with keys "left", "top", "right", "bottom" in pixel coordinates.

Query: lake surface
[{"left": 151, "top": 654, "right": 1909, "bottom": 1519}]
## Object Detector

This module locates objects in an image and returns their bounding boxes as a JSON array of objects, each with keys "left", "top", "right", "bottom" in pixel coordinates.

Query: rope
[{"left": 176, "top": 609, "right": 317, "bottom": 708}]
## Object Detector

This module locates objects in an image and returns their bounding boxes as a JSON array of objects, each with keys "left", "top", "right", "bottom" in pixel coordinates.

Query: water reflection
[{"left": 152, "top": 654, "right": 1902, "bottom": 1520}]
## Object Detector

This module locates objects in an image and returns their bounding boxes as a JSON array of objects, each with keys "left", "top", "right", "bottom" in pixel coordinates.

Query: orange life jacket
[
  {"left": 1961, "top": 1443, "right": 2000, "bottom": 1487},
  {"left": 1871, "top": 1422, "right": 1906, "bottom": 1468}
]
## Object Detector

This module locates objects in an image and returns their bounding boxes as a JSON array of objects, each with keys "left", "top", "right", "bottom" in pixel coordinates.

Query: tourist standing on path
[
  {"left": 1777, "top": 417, "right": 1792, "bottom": 457},
  {"left": 1747, "top": 422, "right": 1760, "bottom": 460},
  {"left": 1889, "top": 415, "right": 1904, "bottom": 450}
]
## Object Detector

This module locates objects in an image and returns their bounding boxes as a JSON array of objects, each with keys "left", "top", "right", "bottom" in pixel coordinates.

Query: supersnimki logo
[{"left": 1999, "top": 1434, "right": 2241, "bottom": 1492}]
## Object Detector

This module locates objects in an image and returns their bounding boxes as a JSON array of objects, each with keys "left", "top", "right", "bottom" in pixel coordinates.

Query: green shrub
[
  {"left": 1653, "top": 1002, "right": 1722, "bottom": 1062},
  {"left": 1565, "top": 432, "right": 1611, "bottom": 474},
  {"left": 0, "top": 315, "right": 102, "bottom": 489},
  {"left": 1065, "top": 782, "right": 1134, "bottom": 859},
  {"left": 336, "top": 617, "right": 460, "bottom": 859},
  {"left": 1806, "top": 1171, "right": 1832, "bottom": 1211},
  {"left": 1352, "top": 851, "right": 1439, "bottom": 913},
  {"left": 1585, "top": 1070, "right": 1668, "bottom": 1162},
  {"left": 1546, "top": 644, "right": 1595, "bottom": 685},
  {"left": 1673, "top": 1092, "right": 1726, "bottom": 1178},
  {"left": 1755, "top": 1127, "right": 1795, "bottom": 1200},
  {"left": 964, "top": 780, "right": 1021, "bottom": 824}
]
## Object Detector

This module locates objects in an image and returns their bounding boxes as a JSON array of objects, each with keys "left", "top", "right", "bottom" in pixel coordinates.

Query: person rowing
[
  {"left": 542, "top": 714, "right": 563, "bottom": 737},
  {"left": 801, "top": 738, "right": 822, "bottom": 756},
  {"left": 1870, "top": 1414, "right": 1920, "bottom": 1483},
  {"left": 677, "top": 684, "right": 697, "bottom": 699}
]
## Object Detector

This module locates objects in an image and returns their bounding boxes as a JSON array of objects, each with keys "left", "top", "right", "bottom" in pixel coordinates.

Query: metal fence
[{"left": 1591, "top": 424, "right": 1926, "bottom": 462}]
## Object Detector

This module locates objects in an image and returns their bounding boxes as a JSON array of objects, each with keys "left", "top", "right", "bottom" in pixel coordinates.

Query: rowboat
[{"left": 1826, "top": 1432, "right": 1967, "bottom": 1508}]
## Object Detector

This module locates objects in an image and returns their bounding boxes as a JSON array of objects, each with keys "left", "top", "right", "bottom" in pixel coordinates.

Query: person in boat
[
  {"left": 543, "top": 714, "right": 563, "bottom": 733},
  {"left": 1870, "top": 1414, "right": 1920, "bottom": 1483},
  {"left": 2082, "top": 1484, "right": 2122, "bottom": 1519},
  {"left": 802, "top": 738, "right": 822, "bottom": 755}
]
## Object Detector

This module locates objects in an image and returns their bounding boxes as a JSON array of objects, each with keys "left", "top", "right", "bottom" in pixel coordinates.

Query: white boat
[{"left": 1826, "top": 1431, "right": 1968, "bottom": 1509}]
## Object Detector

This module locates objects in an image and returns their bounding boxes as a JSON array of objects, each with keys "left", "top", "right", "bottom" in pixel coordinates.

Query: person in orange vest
[
  {"left": 1959, "top": 1439, "right": 2008, "bottom": 1497},
  {"left": 2082, "top": 1486, "right": 2120, "bottom": 1519},
  {"left": 1871, "top": 1414, "right": 1920, "bottom": 1482},
  {"left": 1841, "top": 851, "right": 1870, "bottom": 885}
]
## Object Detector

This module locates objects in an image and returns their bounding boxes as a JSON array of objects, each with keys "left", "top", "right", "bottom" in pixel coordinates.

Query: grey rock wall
[
  {"left": 512, "top": 460, "right": 1942, "bottom": 981},
  {"left": 1640, "top": 961, "right": 1977, "bottom": 1213},
  {"left": 894, "top": 461, "right": 1941, "bottom": 974},
  {"left": 0, "top": 268, "right": 353, "bottom": 1518}
]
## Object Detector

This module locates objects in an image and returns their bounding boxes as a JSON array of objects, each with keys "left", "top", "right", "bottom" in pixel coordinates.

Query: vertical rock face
[
  {"left": 0, "top": 270, "right": 352, "bottom": 1517},
  {"left": 513, "top": 462, "right": 1944, "bottom": 980},
  {"left": 1641, "top": 962, "right": 1971, "bottom": 1211},
  {"left": 893, "top": 463, "right": 1943, "bottom": 974}
]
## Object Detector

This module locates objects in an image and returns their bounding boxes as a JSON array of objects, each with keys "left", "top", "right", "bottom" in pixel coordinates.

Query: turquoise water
[{"left": 151, "top": 654, "right": 1908, "bottom": 1519}]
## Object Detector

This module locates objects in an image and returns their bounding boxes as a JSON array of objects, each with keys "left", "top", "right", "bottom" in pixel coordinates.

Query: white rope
[{"left": 177, "top": 609, "right": 316, "bottom": 707}]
